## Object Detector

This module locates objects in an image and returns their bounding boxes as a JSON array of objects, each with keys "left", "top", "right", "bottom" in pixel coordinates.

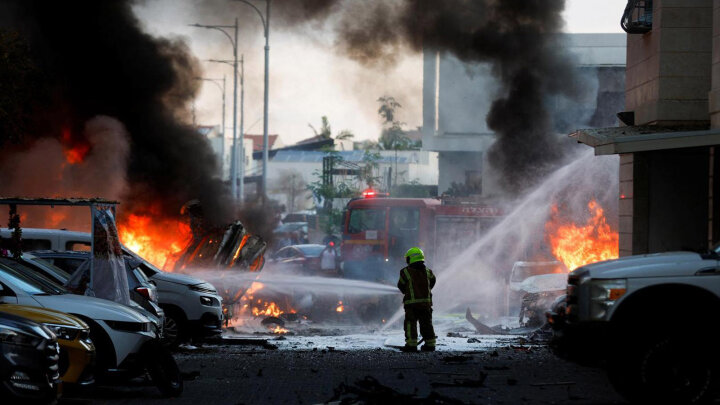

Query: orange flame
[
  {"left": 546, "top": 200, "right": 619, "bottom": 271},
  {"left": 336, "top": 301, "right": 344, "bottom": 313},
  {"left": 60, "top": 128, "right": 90, "bottom": 164},
  {"left": 252, "top": 301, "right": 283, "bottom": 317},
  {"left": 271, "top": 325, "right": 288, "bottom": 334},
  {"left": 118, "top": 214, "right": 191, "bottom": 270}
]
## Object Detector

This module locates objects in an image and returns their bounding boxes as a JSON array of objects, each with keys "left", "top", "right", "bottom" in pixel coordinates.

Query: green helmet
[{"left": 405, "top": 247, "right": 425, "bottom": 265}]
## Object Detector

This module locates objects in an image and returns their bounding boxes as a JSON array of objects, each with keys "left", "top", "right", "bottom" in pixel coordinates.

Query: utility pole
[
  {"left": 190, "top": 19, "right": 240, "bottom": 201},
  {"left": 234, "top": 0, "right": 270, "bottom": 201},
  {"left": 239, "top": 55, "right": 245, "bottom": 202}
]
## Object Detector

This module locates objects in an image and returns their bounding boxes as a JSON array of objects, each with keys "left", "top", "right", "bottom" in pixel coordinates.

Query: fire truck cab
[{"left": 341, "top": 195, "right": 502, "bottom": 282}]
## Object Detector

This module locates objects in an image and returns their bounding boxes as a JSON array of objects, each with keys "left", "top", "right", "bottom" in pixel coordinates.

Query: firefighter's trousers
[{"left": 403, "top": 303, "right": 436, "bottom": 347}]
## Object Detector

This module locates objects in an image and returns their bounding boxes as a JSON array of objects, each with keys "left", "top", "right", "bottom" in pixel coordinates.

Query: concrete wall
[
  {"left": 438, "top": 151, "right": 483, "bottom": 195},
  {"left": 627, "top": 148, "right": 710, "bottom": 254},
  {"left": 626, "top": 0, "right": 713, "bottom": 126},
  {"left": 711, "top": 0, "right": 720, "bottom": 127}
]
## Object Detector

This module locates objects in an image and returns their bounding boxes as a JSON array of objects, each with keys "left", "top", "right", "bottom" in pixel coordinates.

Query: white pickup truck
[{"left": 548, "top": 250, "right": 720, "bottom": 404}]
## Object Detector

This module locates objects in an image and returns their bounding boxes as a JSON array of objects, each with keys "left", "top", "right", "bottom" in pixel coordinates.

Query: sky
[{"left": 133, "top": 0, "right": 628, "bottom": 146}]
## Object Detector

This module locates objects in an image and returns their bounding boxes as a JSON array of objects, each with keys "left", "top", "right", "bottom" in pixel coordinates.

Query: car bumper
[
  {"left": 547, "top": 310, "right": 610, "bottom": 366},
  {"left": 1, "top": 340, "right": 60, "bottom": 400},
  {"left": 187, "top": 312, "right": 223, "bottom": 338},
  {"left": 58, "top": 338, "right": 95, "bottom": 385}
]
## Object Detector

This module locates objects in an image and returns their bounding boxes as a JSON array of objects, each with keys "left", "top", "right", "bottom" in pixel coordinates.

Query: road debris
[
  {"left": 328, "top": 376, "right": 465, "bottom": 404},
  {"left": 465, "top": 308, "right": 507, "bottom": 335}
]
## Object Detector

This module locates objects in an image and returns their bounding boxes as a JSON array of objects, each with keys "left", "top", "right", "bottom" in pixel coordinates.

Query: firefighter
[{"left": 397, "top": 247, "right": 437, "bottom": 352}]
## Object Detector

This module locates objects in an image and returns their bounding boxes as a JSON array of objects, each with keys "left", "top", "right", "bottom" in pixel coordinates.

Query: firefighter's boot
[{"left": 401, "top": 345, "right": 418, "bottom": 353}]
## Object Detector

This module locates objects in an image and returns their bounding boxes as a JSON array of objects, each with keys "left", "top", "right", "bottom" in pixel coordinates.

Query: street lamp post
[
  {"left": 190, "top": 19, "right": 241, "bottom": 202},
  {"left": 207, "top": 57, "right": 245, "bottom": 203},
  {"left": 234, "top": 0, "right": 270, "bottom": 201},
  {"left": 195, "top": 76, "right": 226, "bottom": 179}
]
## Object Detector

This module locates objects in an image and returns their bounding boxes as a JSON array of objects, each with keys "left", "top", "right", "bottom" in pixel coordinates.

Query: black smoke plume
[
  {"left": 0, "top": 0, "right": 231, "bottom": 225},
  {"left": 200, "top": 0, "right": 578, "bottom": 194},
  {"left": 331, "top": 0, "right": 579, "bottom": 195}
]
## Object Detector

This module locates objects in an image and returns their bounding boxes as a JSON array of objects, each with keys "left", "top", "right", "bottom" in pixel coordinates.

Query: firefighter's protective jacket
[{"left": 397, "top": 261, "right": 436, "bottom": 306}]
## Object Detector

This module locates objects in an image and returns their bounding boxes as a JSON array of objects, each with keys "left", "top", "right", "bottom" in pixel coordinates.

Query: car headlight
[
  {"left": 589, "top": 279, "right": 627, "bottom": 320},
  {"left": 104, "top": 320, "right": 152, "bottom": 333},
  {"left": 44, "top": 324, "right": 83, "bottom": 341},
  {"left": 0, "top": 326, "right": 43, "bottom": 347},
  {"left": 189, "top": 283, "right": 217, "bottom": 294}
]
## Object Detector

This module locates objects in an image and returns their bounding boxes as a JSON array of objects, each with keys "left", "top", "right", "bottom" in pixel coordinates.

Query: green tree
[
  {"left": 309, "top": 116, "right": 332, "bottom": 139},
  {"left": 376, "top": 96, "right": 418, "bottom": 151},
  {"left": 309, "top": 116, "right": 355, "bottom": 141}
]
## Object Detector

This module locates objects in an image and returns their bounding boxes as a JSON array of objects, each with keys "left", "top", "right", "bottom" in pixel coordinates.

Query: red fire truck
[{"left": 340, "top": 193, "right": 503, "bottom": 282}]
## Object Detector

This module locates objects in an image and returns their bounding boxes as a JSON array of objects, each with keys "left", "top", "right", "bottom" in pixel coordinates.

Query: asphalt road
[{"left": 59, "top": 339, "right": 627, "bottom": 405}]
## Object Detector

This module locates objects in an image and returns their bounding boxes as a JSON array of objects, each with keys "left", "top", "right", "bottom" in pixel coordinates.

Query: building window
[{"left": 621, "top": 0, "right": 652, "bottom": 34}]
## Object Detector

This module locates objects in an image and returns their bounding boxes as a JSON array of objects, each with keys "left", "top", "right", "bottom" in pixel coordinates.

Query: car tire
[
  {"left": 608, "top": 334, "right": 717, "bottom": 404},
  {"left": 144, "top": 341, "right": 184, "bottom": 397},
  {"left": 161, "top": 308, "right": 186, "bottom": 349}
]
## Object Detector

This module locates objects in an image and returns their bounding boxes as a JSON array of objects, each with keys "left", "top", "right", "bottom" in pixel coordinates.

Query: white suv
[
  {"left": 0, "top": 228, "right": 223, "bottom": 346},
  {"left": 549, "top": 250, "right": 720, "bottom": 404}
]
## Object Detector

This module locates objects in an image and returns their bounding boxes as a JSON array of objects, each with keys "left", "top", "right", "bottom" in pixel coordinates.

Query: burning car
[{"left": 516, "top": 273, "right": 567, "bottom": 327}]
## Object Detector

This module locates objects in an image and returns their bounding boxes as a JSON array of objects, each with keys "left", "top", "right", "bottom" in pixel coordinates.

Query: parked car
[
  {"left": 273, "top": 222, "right": 309, "bottom": 248},
  {"left": 269, "top": 244, "right": 327, "bottom": 274},
  {"left": 33, "top": 249, "right": 223, "bottom": 347},
  {"left": 547, "top": 250, "right": 720, "bottom": 404},
  {"left": 0, "top": 304, "right": 94, "bottom": 385},
  {"left": 0, "top": 227, "right": 90, "bottom": 252},
  {"left": 125, "top": 250, "right": 224, "bottom": 346},
  {"left": 0, "top": 258, "right": 182, "bottom": 396},
  {"left": 5, "top": 228, "right": 223, "bottom": 347},
  {"left": 0, "top": 311, "right": 60, "bottom": 403},
  {"left": 27, "top": 251, "right": 164, "bottom": 327}
]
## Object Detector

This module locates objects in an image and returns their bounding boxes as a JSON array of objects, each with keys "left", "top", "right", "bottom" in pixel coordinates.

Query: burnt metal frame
[{"left": 0, "top": 197, "right": 119, "bottom": 289}]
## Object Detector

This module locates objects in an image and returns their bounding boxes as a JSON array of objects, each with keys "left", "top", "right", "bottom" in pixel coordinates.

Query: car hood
[
  {"left": 32, "top": 294, "right": 151, "bottom": 323},
  {"left": 578, "top": 252, "right": 712, "bottom": 279},
  {"left": 0, "top": 304, "right": 88, "bottom": 329},
  {"left": 152, "top": 271, "right": 206, "bottom": 286}
]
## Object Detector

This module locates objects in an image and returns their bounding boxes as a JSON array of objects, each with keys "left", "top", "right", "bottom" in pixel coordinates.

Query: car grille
[{"left": 46, "top": 340, "right": 61, "bottom": 382}]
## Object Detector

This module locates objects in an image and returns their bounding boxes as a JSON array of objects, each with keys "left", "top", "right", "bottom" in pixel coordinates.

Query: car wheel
[
  {"left": 608, "top": 334, "right": 717, "bottom": 404},
  {"left": 143, "top": 341, "right": 184, "bottom": 397},
  {"left": 161, "top": 309, "right": 186, "bottom": 349}
]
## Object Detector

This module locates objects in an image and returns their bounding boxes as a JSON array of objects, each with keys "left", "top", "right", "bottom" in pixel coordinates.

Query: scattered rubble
[{"left": 327, "top": 376, "right": 465, "bottom": 405}]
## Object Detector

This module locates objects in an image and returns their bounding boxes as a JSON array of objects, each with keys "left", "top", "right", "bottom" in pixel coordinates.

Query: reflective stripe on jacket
[{"left": 397, "top": 262, "right": 436, "bottom": 305}]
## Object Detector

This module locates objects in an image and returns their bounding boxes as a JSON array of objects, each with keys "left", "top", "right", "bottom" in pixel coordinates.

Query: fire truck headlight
[
  {"left": 588, "top": 279, "right": 627, "bottom": 320},
  {"left": 385, "top": 259, "right": 389, "bottom": 262}
]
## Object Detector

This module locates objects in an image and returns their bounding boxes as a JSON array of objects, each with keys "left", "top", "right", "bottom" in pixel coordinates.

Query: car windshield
[
  {"left": 275, "top": 223, "right": 306, "bottom": 232},
  {"left": 296, "top": 245, "right": 325, "bottom": 257},
  {"left": 348, "top": 209, "right": 385, "bottom": 234},
  {"left": 510, "top": 262, "right": 566, "bottom": 282},
  {"left": 0, "top": 258, "right": 66, "bottom": 295},
  {"left": 25, "top": 256, "right": 72, "bottom": 282}
]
